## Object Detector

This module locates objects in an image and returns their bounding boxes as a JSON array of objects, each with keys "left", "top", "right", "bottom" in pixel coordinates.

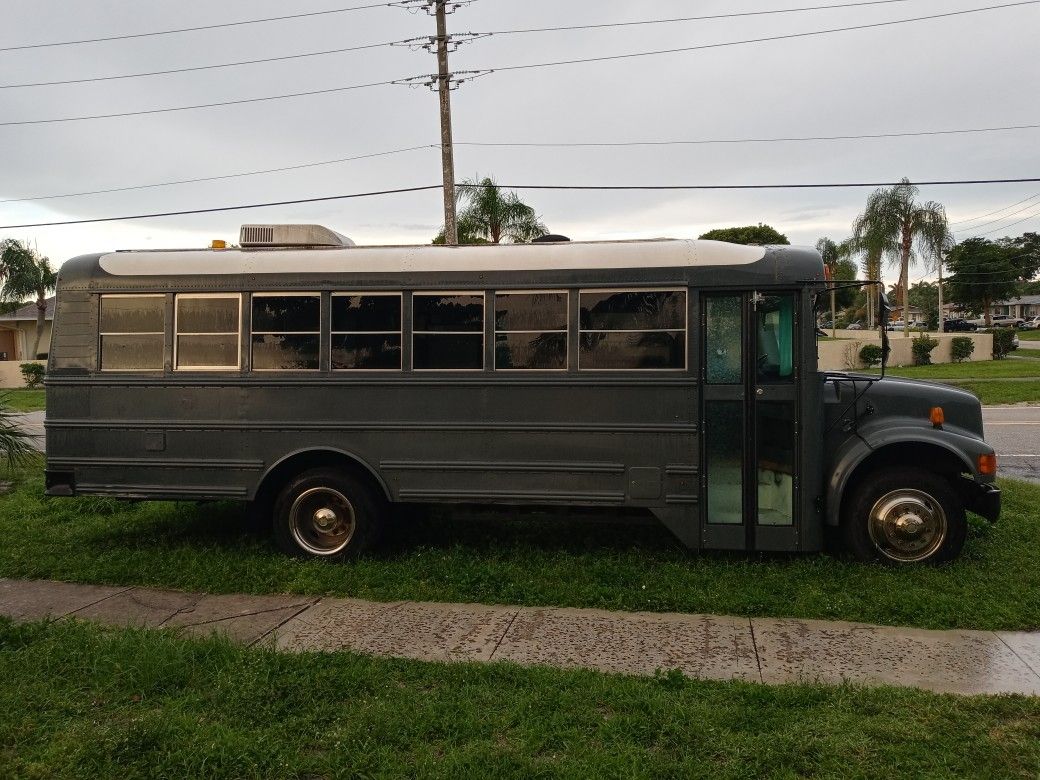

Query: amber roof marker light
[{"left": 930, "top": 406, "right": 945, "bottom": 428}]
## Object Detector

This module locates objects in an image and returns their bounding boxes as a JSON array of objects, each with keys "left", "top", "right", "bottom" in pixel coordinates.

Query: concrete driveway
[{"left": 14, "top": 411, "right": 44, "bottom": 452}]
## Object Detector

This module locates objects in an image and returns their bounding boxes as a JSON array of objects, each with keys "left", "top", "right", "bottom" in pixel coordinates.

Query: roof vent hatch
[{"left": 239, "top": 224, "right": 355, "bottom": 248}]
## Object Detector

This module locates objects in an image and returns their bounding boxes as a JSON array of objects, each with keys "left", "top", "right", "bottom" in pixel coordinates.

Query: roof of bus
[{"left": 86, "top": 238, "right": 807, "bottom": 277}]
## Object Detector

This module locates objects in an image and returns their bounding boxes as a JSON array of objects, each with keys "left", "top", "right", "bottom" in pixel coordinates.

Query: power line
[
  {"left": 2, "top": 2, "right": 1034, "bottom": 127},
  {"left": 966, "top": 206, "right": 1040, "bottom": 237},
  {"left": 0, "top": 78, "right": 399, "bottom": 127},
  {"left": 489, "top": 0, "right": 924, "bottom": 35},
  {"left": 4, "top": 177, "right": 1040, "bottom": 230},
  {"left": 0, "top": 3, "right": 393, "bottom": 53},
  {"left": 486, "top": 2, "right": 1038, "bottom": 74},
  {"left": 0, "top": 38, "right": 409, "bottom": 89},
  {"left": 457, "top": 123, "right": 1040, "bottom": 149},
  {"left": 952, "top": 199, "right": 1040, "bottom": 234},
  {"left": 0, "top": 186, "right": 444, "bottom": 229},
  {"left": 948, "top": 192, "right": 1040, "bottom": 225},
  {"left": 5, "top": 123, "right": 1034, "bottom": 205},
  {"left": 0, "top": 0, "right": 925, "bottom": 88}
]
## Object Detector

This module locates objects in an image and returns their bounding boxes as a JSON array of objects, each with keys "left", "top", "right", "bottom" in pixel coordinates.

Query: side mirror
[{"left": 878, "top": 291, "right": 892, "bottom": 323}]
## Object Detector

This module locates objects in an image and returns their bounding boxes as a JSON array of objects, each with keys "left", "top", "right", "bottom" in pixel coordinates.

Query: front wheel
[
  {"left": 842, "top": 467, "right": 967, "bottom": 565},
  {"left": 272, "top": 468, "right": 384, "bottom": 560}
]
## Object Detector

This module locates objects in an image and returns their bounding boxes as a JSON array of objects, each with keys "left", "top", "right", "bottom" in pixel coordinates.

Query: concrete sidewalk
[{"left": 2, "top": 578, "right": 1039, "bottom": 697}]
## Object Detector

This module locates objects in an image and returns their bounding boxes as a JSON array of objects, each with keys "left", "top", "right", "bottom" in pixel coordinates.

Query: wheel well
[
  {"left": 253, "top": 450, "right": 390, "bottom": 508},
  {"left": 839, "top": 442, "right": 970, "bottom": 521}
]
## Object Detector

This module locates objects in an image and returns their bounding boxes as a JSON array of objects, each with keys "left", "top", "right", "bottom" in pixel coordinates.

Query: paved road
[
  {"left": 983, "top": 406, "right": 1040, "bottom": 484},
  {"left": 16, "top": 408, "right": 1037, "bottom": 482}
]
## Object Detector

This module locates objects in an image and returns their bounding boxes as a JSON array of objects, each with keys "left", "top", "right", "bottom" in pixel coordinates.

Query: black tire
[
  {"left": 841, "top": 467, "right": 966, "bottom": 565},
  {"left": 272, "top": 467, "right": 384, "bottom": 561}
]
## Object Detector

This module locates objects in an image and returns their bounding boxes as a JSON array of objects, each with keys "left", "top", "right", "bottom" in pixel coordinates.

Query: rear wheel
[
  {"left": 272, "top": 468, "right": 383, "bottom": 560},
  {"left": 842, "top": 467, "right": 966, "bottom": 565}
]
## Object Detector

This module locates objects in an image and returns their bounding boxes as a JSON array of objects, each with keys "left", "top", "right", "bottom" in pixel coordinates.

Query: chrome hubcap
[
  {"left": 289, "top": 487, "right": 356, "bottom": 556},
  {"left": 868, "top": 489, "right": 947, "bottom": 563}
]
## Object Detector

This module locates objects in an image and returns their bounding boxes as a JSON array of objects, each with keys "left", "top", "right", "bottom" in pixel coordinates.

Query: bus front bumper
[{"left": 965, "top": 481, "right": 1001, "bottom": 523}]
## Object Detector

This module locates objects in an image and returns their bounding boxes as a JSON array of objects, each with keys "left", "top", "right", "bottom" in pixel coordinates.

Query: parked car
[
  {"left": 846, "top": 322, "right": 863, "bottom": 330},
  {"left": 991, "top": 316, "right": 1025, "bottom": 329},
  {"left": 1022, "top": 316, "right": 1040, "bottom": 330},
  {"left": 943, "top": 318, "right": 978, "bottom": 332}
]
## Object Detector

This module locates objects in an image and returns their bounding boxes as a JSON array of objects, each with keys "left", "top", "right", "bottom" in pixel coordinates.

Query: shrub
[
  {"left": 950, "top": 336, "right": 975, "bottom": 363},
  {"left": 912, "top": 334, "right": 939, "bottom": 366},
  {"left": 985, "top": 328, "right": 1015, "bottom": 360},
  {"left": 19, "top": 362, "right": 44, "bottom": 389},
  {"left": 858, "top": 344, "right": 884, "bottom": 368}
]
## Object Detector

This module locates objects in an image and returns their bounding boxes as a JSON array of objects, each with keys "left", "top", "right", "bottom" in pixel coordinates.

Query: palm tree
[
  {"left": 851, "top": 179, "right": 952, "bottom": 335},
  {"left": 436, "top": 177, "right": 549, "bottom": 244},
  {"left": 0, "top": 239, "right": 57, "bottom": 358}
]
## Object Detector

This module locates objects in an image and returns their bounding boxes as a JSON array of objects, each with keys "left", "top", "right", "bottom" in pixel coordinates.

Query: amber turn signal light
[
  {"left": 978, "top": 453, "right": 998, "bottom": 476},
  {"left": 929, "top": 407, "right": 945, "bottom": 427},
  {"left": 211, "top": 239, "right": 227, "bottom": 249}
]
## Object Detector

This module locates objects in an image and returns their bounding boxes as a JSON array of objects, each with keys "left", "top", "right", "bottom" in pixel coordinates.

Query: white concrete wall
[
  {"left": 0, "top": 360, "right": 44, "bottom": 389},
  {"left": 819, "top": 332, "right": 993, "bottom": 371}
]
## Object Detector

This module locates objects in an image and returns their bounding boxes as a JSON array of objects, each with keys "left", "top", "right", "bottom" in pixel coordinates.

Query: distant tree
[
  {"left": 698, "top": 224, "right": 789, "bottom": 245},
  {"left": 908, "top": 281, "right": 940, "bottom": 330},
  {"left": 433, "top": 176, "right": 548, "bottom": 244},
  {"left": 851, "top": 178, "right": 952, "bottom": 335},
  {"left": 816, "top": 237, "right": 859, "bottom": 308},
  {"left": 945, "top": 237, "right": 1040, "bottom": 326},
  {"left": 0, "top": 239, "right": 57, "bottom": 358}
]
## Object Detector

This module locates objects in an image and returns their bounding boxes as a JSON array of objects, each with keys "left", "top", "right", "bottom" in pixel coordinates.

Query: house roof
[
  {"left": 0, "top": 296, "right": 55, "bottom": 322},
  {"left": 995, "top": 295, "right": 1040, "bottom": 306}
]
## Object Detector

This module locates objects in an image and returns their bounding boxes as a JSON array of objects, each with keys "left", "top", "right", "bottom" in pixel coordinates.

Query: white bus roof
[{"left": 98, "top": 238, "right": 768, "bottom": 276}]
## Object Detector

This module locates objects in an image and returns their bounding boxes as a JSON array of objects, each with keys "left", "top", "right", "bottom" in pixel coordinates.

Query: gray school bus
[{"left": 44, "top": 224, "right": 1000, "bottom": 565}]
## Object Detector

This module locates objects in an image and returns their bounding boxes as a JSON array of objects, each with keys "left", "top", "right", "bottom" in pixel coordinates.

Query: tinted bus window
[
  {"left": 252, "top": 294, "right": 320, "bottom": 371},
  {"left": 331, "top": 294, "right": 402, "bottom": 371},
  {"left": 99, "top": 295, "right": 164, "bottom": 371},
  {"left": 175, "top": 294, "right": 240, "bottom": 370},
  {"left": 495, "top": 292, "right": 567, "bottom": 370},
  {"left": 413, "top": 293, "right": 483, "bottom": 370},
  {"left": 579, "top": 289, "right": 686, "bottom": 370}
]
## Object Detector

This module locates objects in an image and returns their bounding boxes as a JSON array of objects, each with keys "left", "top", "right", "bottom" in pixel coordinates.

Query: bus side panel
[{"left": 45, "top": 380, "right": 701, "bottom": 508}]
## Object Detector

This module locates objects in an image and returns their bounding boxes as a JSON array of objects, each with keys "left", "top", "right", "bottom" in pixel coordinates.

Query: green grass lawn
[
  {"left": 1, "top": 619, "right": 1037, "bottom": 779},
  {"left": 1019, "top": 330, "right": 1040, "bottom": 341},
  {"left": 862, "top": 359, "right": 1040, "bottom": 405},
  {"left": 2, "top": 389, "right": 45, "bottom": 412},
  {"left": 1, "top": 461, "right": 1038, "bottom": 631}
]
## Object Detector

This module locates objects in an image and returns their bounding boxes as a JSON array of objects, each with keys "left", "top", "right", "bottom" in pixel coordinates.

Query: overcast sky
[{"left": 1, "top": 0, "right": 1037, "bottom": 286}]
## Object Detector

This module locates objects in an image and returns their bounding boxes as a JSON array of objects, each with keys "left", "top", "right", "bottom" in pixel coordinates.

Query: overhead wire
[
  {"left": 948, "top": 192, "right": 1040, "bottom": 225},
  {"left": 0, "top": 2, "right": 394, "bottom": 53},
  {"left": 0, "top": 0, "right": 927, "bottom": 88},
  {"left": 4, "top": 177, "right": 1040, "bottom": 230},
  {"left": 0, "top": 2, "right": 1034, "bottom": 126},
  {"left": 484, "top": 2, "right": 1038, "bottom": 75},
  {"left": 3, "top": 123, "right": 1036, "bottom": 204}
]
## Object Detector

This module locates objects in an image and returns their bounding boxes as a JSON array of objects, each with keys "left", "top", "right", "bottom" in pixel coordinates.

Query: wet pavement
[
  {"left": 983, "top": 406, "right": 1040, "bottom": 484},
  {"left": 3, "top": 578, "right": 1039, "bottom": 696}
]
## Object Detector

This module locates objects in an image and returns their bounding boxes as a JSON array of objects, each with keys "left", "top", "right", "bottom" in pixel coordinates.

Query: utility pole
[
  {"left": 937, "top": 256, "right": 944, "bottom": 333},
  {"left": 435, "top": 1, "right": 458, "bottom": 245}
]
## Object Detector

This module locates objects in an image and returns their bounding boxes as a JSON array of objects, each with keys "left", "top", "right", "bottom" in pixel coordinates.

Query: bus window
[
  {"left": 413, "top": 293, "right": 484, "bottom": 370},
  {"left": 757, "top": 401, "right": 795, "bottom": 526},
  {"left": 251, "top": 294, "right": 320, "bottom": 371},
  {"left": 331, "top": 293, "right": 402, "bottom": 371},
  {"left": 99, "top": 295, "right": 164, "bottom": 371},
  {"left": 175, "top": 294, "right": 241, "bottom": 370},
  {"left": 705, "top": 296, "right": 742, "bottom": 384},
  {"left": 705, "top": 401, "right": 744, "bottom": 524},
  {"left": 495, "top": 292, "right": 567, "bottom": 370},
  {"left": 578, "top": 289, "right": 685, "bottom": 370},
  {"left": 756, "top": 295, "right": 794, "bottom": 382}
]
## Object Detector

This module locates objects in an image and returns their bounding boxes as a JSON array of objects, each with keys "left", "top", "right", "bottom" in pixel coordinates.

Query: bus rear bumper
[
  {"left": 964, "top": 480, "right": 1000, "bottom": 523},
  {"left": 44, "top": 469, "right": 75, "bottom": 497}
]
